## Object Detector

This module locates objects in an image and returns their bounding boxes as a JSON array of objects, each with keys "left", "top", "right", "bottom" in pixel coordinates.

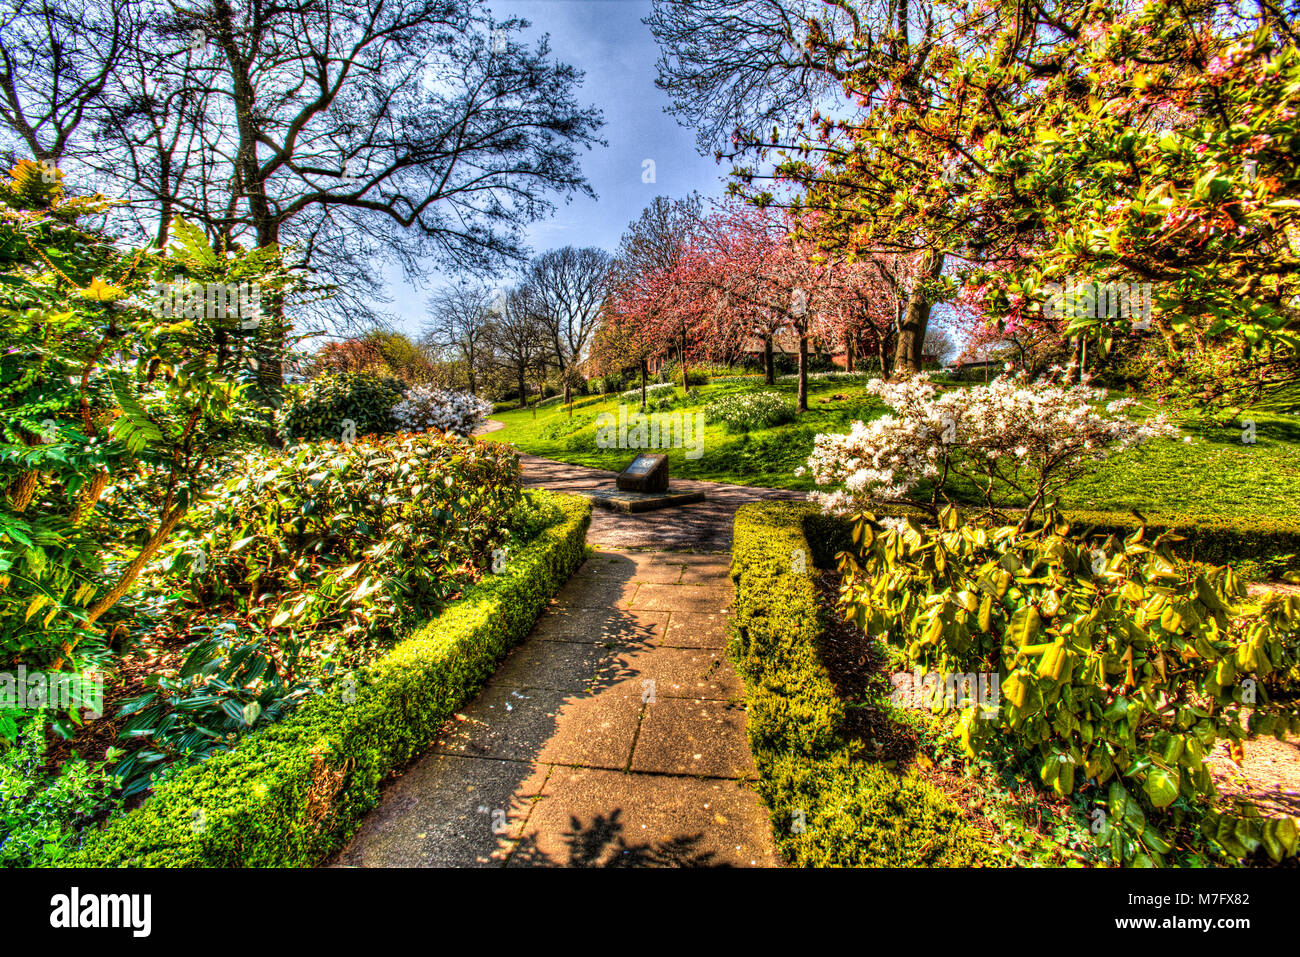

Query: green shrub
[
  {"left": 111, "top": 431, "right": 527, "bottom": 796},
  {"left": 0, "top": 715, "right": 121, "bottom": 866},
  {"left": 837, "top": 505, "right": 1300, "bottom": 866},
  {"left": 72, "top": 492, "right": 591, "bottom": 867},
  {"left": 658, "top": 363, "right": 709, "bottom": 387},
  {"left": 730, "top": 501, "right": 990, "bottom": 867},
  {"left": 280, "top": 371, "right": 404, "bottom": 441},
  {"left": 1062, "top": 510, "right": 1300, "bottom": 576},
  {"left": 806, "top": 504, "right": 1300, "bottom": 578}
]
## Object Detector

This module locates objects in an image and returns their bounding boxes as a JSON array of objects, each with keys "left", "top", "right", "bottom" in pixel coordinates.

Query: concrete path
[
  {"left": 334, "top": 434, "right": 798, "bottom": 867},
  {"left": 518, "top": 453, "right": 804, "bottom": 550},
  {"left": 334, "top": 551, "right": 779, "bottom": 867}
]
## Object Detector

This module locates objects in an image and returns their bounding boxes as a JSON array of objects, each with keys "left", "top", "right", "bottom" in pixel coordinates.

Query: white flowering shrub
[
  {"left": 704, "top": 391, "right": 796, "bottom": 433},
  {"left": 799, "top": 372, "right": 1182, "bottom": 522},
  {"left": 390, "top": 386, "right": 493, "bottom": 436}
]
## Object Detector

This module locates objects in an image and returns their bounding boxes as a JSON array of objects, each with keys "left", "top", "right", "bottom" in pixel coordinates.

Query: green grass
[{"left": 489, "top": 377, "right": 1300, "bottom": 518}]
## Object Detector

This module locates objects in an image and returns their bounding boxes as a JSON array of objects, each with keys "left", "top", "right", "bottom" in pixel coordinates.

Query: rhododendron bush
[
  {"left": 390, "top": 386, "right": 493, "bottom": 436},
  {"left": 801, "top": 374, "right": 1181, "bottom": 523},
  {"left": 835, "top": 505, "right": 1300, "bottom": 866}
]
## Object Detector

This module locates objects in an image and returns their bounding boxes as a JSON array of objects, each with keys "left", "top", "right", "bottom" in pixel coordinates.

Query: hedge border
[
  {"left": 730, "top": 501, "right": 991, "bottom": 867},
  {"left": 802, "top": 504, "right": 1300, "bottom": 576},
  {"left": 72, "top": 491, "right": 591, "bottom": 867}
]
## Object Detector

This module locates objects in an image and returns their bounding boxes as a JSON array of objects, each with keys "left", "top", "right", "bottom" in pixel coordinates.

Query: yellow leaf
[
  {"left": 79, "top": 277, "right": 125, "bottom": 301},
  {"left": 25, "top": 595, "right": 50, "bottom": 622}
]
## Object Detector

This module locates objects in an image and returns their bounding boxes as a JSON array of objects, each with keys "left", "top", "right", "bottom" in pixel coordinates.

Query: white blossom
[
  {"left": 803, "top": 372, "right": 1181, "bottom": 516},
  {"left": 391, "top": 386, "right": 493, "bottom": 436}
]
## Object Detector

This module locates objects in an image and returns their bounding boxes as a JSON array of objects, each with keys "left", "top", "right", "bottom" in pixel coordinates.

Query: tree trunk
[
  {"left": 845, "top": 336, "right": 855, "bottom": 373},
  {"left": 640, "top": 358, "right": 648, "bottom": 410},
  {"left": 797, "top": 333, "right": 809, "bottom": 412},
  {"left": 680, "top": 326, "right": 689, "bottom": 391},
  {"left": 763, "top": 334, "right": 775, "bottom": 384},
  {"left": 517, "top": 371, "right": 526, "bottom": 411},
  {"left": 894, "top": 248, "right": 944, "bottom": 376}
]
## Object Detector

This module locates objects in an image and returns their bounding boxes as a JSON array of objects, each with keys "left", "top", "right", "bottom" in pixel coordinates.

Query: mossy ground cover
[{"left": 492, "top": 376, "right": 1300, "bottom": 519}]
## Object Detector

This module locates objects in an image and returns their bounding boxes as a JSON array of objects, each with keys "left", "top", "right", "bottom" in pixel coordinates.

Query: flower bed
[
  {"left": 704, "top": 391, "right": 796, "bottom": 433},
  {"left": 71, "top": 491, "right": 591, "bottom": 867}
]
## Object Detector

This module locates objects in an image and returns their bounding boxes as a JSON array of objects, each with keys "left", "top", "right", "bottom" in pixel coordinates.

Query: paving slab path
[{"left": 334, "top": 441, "right": 800, "bottom": 867}]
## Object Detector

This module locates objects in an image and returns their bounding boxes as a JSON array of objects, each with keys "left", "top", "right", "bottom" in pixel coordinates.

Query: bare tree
[
  {"left": 0, "top": 0, "right": 133, "bottom": 163},
  {"left": 522, "top": 246, "right": 614, "bottom": 404},
  {"left": 423, "top": 282, "right": 496, "bottom": 395},
  {"left": 0, "top": 0, "right": 606, "bottom": 385},
  {"left": 487, "top": 284, "right": 547, "bottom": 409}
]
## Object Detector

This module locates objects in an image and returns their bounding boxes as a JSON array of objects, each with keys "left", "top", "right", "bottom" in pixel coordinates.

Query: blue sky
[{"left": 383, "top": 0, "right": 735, "bottom": 341}]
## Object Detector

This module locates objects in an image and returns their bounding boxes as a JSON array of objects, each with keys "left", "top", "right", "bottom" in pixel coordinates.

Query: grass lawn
[{"left": 489, "top": 375, "right": 1300, "bottom": 518}]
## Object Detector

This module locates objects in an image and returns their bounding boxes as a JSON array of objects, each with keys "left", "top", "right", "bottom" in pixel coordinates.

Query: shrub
[
  {"left": 114, "top": 432, "right": 524, "bottom": 795},
  {"left": 730, "top": 501, "right": 990, "bottom": 866},
  {"left": 800, "top": 371, "right": 1181, "bottom": 523},
  {"left": 280, "top": 371, "right": 404, "bottom": 441},
  {"left": 390, "top": 385, "right": 493, "bottom": 436},
  {"left": 705, "top": 391, "right": 796, "bottom": 433},
  {"left": 0, "top": 715, "right": 121, "bottom": 866},
  {"left": 837, "top": 505, "right": 1300, "bottom": 865},
  {"left": 0, "top": 168, "right": 293, "bottom": 702},
  {"left": 72, "top": 492, "right": 591, "bottom": 867},
  {"left": 660, "top": 363, "right": 710, "bottom": 387}
]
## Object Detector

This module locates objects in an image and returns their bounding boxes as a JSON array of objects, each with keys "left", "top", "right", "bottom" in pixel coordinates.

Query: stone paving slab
[
  {"left": 551, "top": 575, "right": 639, "bottom": 610},
  {"left": 573, "top": 554, "right": 685, "bottom": 584},
  {"left": 432, "top": 684, "right": 642, "bottom": 770},
  {"left": 628, "top": 581, "right": 733, "bottom": 613},
  {"left": 531, "top": 606, "right": 668, "bottom": 646},
  {"left": 333, "top": 546, "right": 774, "bottom": 868},
  {"left": 662, "top": 611, "right": 731, "bottom": 649},
  {"left": 490, "top": 638, "right": 627, "bottom": 692},
  {"left": 605, "top": 645, "right": 742, "bottom": 701},
  {"left": 507, "top": 767, "right": 777, "bottom": 868},
  {"left": 630, "top": 698, "right": 757, "bottom": 779},
  {"left": 334, "top": 755, "right": 544, "bottom": 867}
]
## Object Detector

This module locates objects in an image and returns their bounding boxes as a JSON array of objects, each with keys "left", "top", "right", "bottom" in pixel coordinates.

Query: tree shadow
[{"left": 506, "top": 808, "right": 720, "bottom": 867}]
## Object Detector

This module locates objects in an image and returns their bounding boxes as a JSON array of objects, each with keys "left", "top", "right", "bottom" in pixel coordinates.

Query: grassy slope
[{"left": 490, "top": 375, "right": 1300, "bottom": 518}]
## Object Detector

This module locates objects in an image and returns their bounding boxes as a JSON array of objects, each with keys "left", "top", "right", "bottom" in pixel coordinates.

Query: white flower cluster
[
  {"left": 704, "top": 391, "right": 795, "bottom": 431},
  {"left": 777, "top": 370, "right": 871, "bottom": 382},
  {"left": 391, "top": 386, "right": 493, "bottom": 436},
  {"left": 621, "top": 382, "right": 676, "bottom": 401},
  {"left": 798, "top": 372, "right": 1181, "bottom": 516}
]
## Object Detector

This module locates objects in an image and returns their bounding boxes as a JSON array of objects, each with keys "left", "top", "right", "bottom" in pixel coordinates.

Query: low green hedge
[
  {"left": 803, "top": 504, "right": 1300, "bottom": 577},
  {"left": 730, "top": 501, "right": 991, "bottom": 867},
  {"left": 72, "top": 492, "right": 591, "bottom": 867},
  {"left": 1061, "top": 510, "right": 1300, "bottom": 576}
]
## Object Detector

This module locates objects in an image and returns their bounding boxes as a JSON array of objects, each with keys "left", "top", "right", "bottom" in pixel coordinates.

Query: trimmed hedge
[
  {"left": 72, "top": 492, "right": 591, "bottom": 867},
  {"left": 1061, "top": 510, "right": 1300, "bottom": 575},
  {"left": 803, "top": 504, "right": 1300, "bottom": 576},
  {"left": 730, "top": 501, "right": 991, "bottom": 867}
]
